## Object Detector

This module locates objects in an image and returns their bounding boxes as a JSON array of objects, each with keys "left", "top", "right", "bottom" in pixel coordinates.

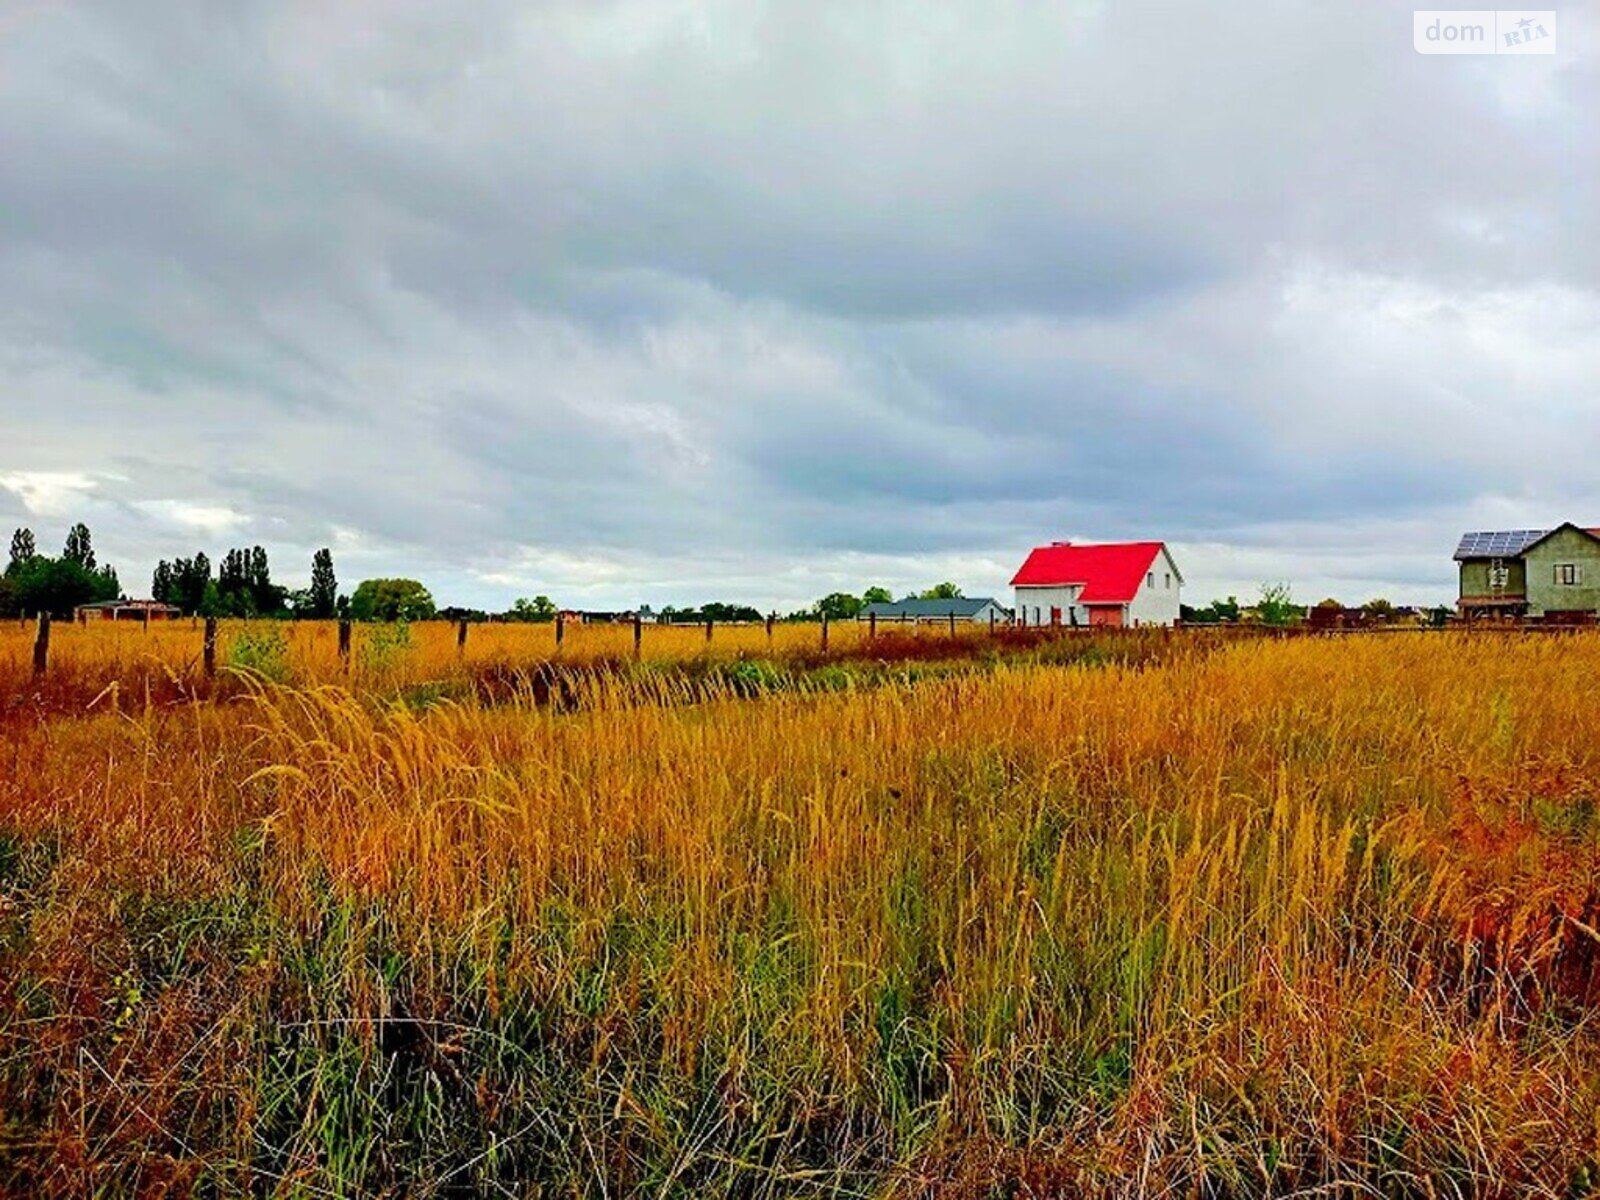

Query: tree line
[
  {"left": 807, "top": 582, "right": 961, "bottom": 621},
  {"left": 4, "top": 520, "right": 986, "bottom": 626},
  {"left": 1, "top": 524, "right": 121, "bottom": 618},
  {"left": 3, "top": 522, "right": 442, "bottom": 622}
]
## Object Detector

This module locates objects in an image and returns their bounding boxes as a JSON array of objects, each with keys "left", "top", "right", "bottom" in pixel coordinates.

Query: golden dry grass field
[{"left": 3, "top": 625, "right": 1600, "bottom": 1196}]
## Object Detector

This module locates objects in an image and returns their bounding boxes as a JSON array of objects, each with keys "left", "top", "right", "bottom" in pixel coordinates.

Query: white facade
[
  {"left": 1012, "top": 545, "right": 1184, "bottom": 627},
  {"left": 967, "top": 600, "right": 1011, "bottom": 625},
  {"left": 1013, "top": 585, "right": 1087, "bottom": 627},
  {"left": 1127, "top": 545, "right": 1183, "bottom": 626}
]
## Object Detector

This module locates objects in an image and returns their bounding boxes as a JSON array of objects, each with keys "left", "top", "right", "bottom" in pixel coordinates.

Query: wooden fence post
[
  {"left": 556, "top": 612, "right": 565, "bottom": 648},
  {"left": 633, "top": 612, "right": 643, "bottom": 659},
  {"left": 32, "top": 612, "right": 49, "bottom": 679},
  {"left": 203, "top": 617, "right": 218, "bottom": 677},
  {"left": 821, "top": 613, "right": 829, "bottom": 653},
  {"left": 338, "top": 618, "right": 352, "bottom": 667},
  {"left": 766, "top": 613, "right": 774, "bottom": 643},
  {"left": 989, "top": 610, "right": 996, "bottom": 635},
  {"left": 948, "top": 611, "right": 956, "bottom": 637},
  {"left": 705, "top": 617, "right": 714, "bottom": 644},
  {"left": 142, "top": 606, "right": 150, "bottom": 632},
  {"left": 869, "top": 612, "right": 876, "bottom": 639},
  {"left": 457, "top": 618, "right": 469, "bottom": 653}
]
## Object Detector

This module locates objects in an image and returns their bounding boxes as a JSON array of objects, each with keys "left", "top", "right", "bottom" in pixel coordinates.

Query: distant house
[
  {"left": 858, "top": 597, "right": 1010, "bottom": 625},
  {"left": 1010, "top": 540, "right": 1183, "bottom": 628},
  {"left": 74, "top": 598, "right": 182, "bottom": 622},
  {"left": 1455, "top": 523, "right": 1600, "bottom": 619}
]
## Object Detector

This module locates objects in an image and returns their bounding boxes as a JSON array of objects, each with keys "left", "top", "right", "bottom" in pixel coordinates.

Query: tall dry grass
[
  {"left": 3, "top": 632, "right": 1600, "bottom": 1195},
  {"left": 0, "top": 617, "right": 1043, "bottom": 708}
]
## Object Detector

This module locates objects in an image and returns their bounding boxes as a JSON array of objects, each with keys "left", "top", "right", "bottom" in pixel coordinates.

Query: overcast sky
[{"left": 2, "top": 2, "right": 1596, "bottom": 610}]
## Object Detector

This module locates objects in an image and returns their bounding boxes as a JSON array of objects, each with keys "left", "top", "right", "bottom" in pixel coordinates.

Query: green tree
[
  {"left": 699, "top": 601, "right": 761, "bottom": 622},
  {"left": 862, "top": 585, "right": 892, "bottom": 605},
  {"left": 164, "top": 553, "right": 212, "bottom": 614},
  {"left": 7, "top": 555, "right": 118, "bottom": 618},
  {"left": 349, "top": 578, "right": 436, "bottom": 622},
  {"left": 919, "top": 582, "right": 963, "bottom": 600},
  {"left": 217, "top": 548, "right": 249, "bottom": 613},
  {"left": 62, "top": 523, "right": 94, "bottom": 570},
  {"left": 308, "top": 549, "right": 338, "bottom": 619},
  {"left": 1362, "top": 597, "right": 1396, "bottom": 622},
  {"left": 7, "top": 528, "right": 36, "bottom": 575},
  {"left": 815, "top": 592, "right": 863, "bottom": 621},
  {"left": 216, "top": 545, "right": 287, "bottom": 616},
  {"left": 1257, "top": 582, "right": 1297, "bottom": 627},
  {"left": 510, "top": 596, "right": 557, "bottom": 622}
]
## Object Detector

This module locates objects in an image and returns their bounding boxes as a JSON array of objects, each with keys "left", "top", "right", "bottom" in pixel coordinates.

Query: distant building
[
  {"left": 858, "top": 597, "right": 1010, "bottom": 624},
  {"left": 1455, "top": 523, "right": 1600, "bottom": 620},
  {"left": 1010, "top": 540, "right": 1182, "bottom": 628},
  {"left": 74, "top": 598, "right": 182, "bottom": 622}
]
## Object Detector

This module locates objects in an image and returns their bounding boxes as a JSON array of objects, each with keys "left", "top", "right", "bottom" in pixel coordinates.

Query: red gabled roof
[{"left": 1010, "top": 541, "right": 1167, "bottom": 604}]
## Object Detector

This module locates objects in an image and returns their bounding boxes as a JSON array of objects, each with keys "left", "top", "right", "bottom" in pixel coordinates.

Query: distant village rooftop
[
  {"left": 858, "top": 597, "right": 1008, "bottom": 622},
  {"left": 74, "top": 598, "right": 182, "bottom": 621}
]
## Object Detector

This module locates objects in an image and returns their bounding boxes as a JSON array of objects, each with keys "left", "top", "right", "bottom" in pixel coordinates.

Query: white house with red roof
[{"left": 1010, "top": 541, "right": 1183, "bottom": 628}]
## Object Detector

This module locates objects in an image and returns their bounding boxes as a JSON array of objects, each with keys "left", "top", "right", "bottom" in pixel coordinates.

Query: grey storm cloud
[{"left": 0, "top": 0, "right": 1596, "bottom": 608}]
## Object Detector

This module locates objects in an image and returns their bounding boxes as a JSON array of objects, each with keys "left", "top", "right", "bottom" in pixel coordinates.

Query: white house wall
[
  {"left": 1127, "top": 546, "right": 1182, "bottom": 626},
  {"left": 1013, "top": 586, "right": 1087, "bottom": 626}
]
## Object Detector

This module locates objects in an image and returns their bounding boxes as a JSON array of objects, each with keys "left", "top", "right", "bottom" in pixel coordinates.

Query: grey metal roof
[
  {"left": 1454, "top": 530, "right": 1548, "bottom": 560},
  {"left": 860, "top": 597, "right": 1003, "bottom": 618}
]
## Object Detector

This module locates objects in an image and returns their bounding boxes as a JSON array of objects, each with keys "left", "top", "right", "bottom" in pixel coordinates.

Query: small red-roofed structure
[{"left": 1010, "top": 540, "right": 1183, "bottom": 627}]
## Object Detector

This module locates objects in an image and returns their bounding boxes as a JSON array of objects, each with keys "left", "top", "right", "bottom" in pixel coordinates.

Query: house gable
[{"left": 1522, "top": 524, "right": 1600, "bottom": 615}]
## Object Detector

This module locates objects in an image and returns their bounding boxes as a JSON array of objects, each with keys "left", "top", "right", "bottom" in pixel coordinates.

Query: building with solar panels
[{"left": 1454, "top": 523, "right": 1600, "bottom": 620}]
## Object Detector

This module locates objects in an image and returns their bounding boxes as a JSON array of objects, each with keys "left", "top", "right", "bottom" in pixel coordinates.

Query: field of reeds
[
  {"left": 4, "top": 626, "right": 1600, "bottom": 1196},
  {"left": 0, "top": 617, "right": 1173, "bottom": 720},
  {"left": 1, "top": 616, "right": 870, "bottom": 700}
]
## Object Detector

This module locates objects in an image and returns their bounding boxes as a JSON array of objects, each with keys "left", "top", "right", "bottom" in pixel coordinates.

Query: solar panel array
[{"left": 1454, "top": 530, "right": 1547, "bottom": 559}]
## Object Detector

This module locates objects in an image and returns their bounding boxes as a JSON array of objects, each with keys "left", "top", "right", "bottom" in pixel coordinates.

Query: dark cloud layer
[{"left": 0, "top": 1, "right": 1596, "bottom": 607}]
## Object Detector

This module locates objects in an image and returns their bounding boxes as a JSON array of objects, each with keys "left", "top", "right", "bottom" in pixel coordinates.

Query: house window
[
  {"left": 1164, "top": 573, "right": 1171, "bottom": 588},
  {"left": 1147, "top": 572, "right": 1154, "bottom": 588},
  {"left": 1555, "top": 563, "right": 1581, "bottom": 586}
]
